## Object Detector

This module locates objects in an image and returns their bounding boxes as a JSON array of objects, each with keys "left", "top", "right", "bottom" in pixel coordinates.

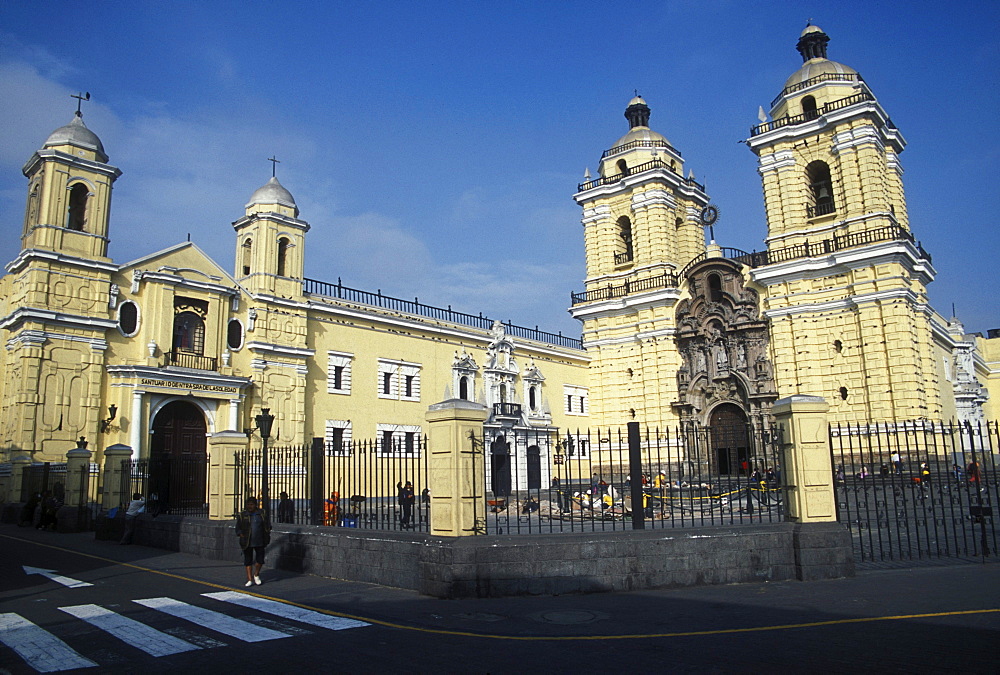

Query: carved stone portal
[{"left": 673, "top": 259, "right": 777, "bottom": 428}]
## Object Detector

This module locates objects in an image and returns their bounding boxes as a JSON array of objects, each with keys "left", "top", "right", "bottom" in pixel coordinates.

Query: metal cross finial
[
  {"left": 634, "top": 89, "right": 639, "bottom": 97},
  {"left": 268, "top": 156, "right": 280, "bottom": 178},
  {"left": 71, "top": 91, "right": 91, "bottom": 117}
]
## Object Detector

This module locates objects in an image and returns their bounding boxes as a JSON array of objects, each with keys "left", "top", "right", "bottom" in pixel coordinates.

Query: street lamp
[{"left": 255, "top": 408, "right": 275, "bottom": 519}]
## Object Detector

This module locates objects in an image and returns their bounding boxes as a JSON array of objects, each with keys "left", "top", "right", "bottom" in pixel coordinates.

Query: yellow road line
[{"left": 4, "top": 532, "right": 997, "bottom": 641}]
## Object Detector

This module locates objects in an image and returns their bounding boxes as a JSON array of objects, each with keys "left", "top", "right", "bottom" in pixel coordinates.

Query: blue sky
[{"left": 1, "top": 1, "right": 997, "bottom": 336}]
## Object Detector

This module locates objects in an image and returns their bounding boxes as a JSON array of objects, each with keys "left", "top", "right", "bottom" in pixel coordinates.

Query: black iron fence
[
  {"left": 234, "top": 436, "right": 430, "bottom": 532},
  {"left": 475, "top": 423, "right": 784, "bottom": 535},
  {"left": 121, "top": 456, "right": 209, "bottom": 517},
  {"left": 830, "top": 420, "right": 998, "bottom": 566}
]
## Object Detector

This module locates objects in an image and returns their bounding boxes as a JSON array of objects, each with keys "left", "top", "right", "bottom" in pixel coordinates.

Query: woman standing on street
[{"left": 236, "top": 497, "right": 271, "bottom": 587}]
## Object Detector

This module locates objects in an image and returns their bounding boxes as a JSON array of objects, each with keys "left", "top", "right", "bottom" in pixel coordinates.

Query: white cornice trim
[
  {"left": 574, "top": 168, "right": 708, "bottom": 204},
  {"left": 245, "top": 341, "right": 316, "bottom": 359},
  {"left": 106, "top": 364, "right": 251, "bottom": 389},
  {"left": 748, "top": 101, "right": 906, "bottom": 153},
  {"left": 303, "top": 297, "right": 586, "bottom": 361},
  {"left": 5, "top": 328, "right": 108, "bottom": 352},
  {"left": 569, "top": 287, "right": 681, "bottom": 322},
  {"left": 232, "top": 211, "right": 311, "bottom": 233},
  {"left": 0, "top": 307, "right": 116, "bottom": 333},
  {"left": 22, "top": 149, "right": 122, "bottom": 179},
  {"left": 138, "top": 270, "right": 239, "bottom": 297},
  {"left": 5, "top": 248, "right": 117, "bottom": 275}
]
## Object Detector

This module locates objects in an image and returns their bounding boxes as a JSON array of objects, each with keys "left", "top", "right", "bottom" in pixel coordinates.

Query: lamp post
[{"left": 255, "top": 408, "right": 275, "bottom": 519}]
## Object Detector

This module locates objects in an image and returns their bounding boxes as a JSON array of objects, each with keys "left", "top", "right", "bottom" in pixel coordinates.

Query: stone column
[
  {"left": 208, "top": 431, "right": 247, "bottom": 520},
  {"left": 129, "top": 390, "right": 144, "bottom": 458},
  {"left": 425, "top": 399, "right": 489, "bottom": 537},
  {"left": 100, "top": 444, "right": 134, "bottom": 512},
  {"left": 773, "top": 395, "right": 835, "bottom": 522}
]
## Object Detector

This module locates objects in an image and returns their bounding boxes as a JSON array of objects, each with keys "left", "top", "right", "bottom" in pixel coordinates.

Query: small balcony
[
  {"left": 493, "top": 403, "right": 522, "bottom": 418},
  {"left": 614, "top": 250, "right": 634, "bottom": 266},
  {"left": 807, "top": 201, "right": 836, "bottom": 218},
  {"left": 164, "top": 350, "right": 217, "bottom": 371}
]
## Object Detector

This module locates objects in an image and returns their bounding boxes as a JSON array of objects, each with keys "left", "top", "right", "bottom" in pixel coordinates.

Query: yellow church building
[{"left": 1, "top": 24, "right": 996, "bottom": 490}]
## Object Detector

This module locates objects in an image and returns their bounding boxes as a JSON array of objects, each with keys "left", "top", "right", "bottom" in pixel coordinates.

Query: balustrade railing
[
  {"left": 602, "top": 138, "right": 678, "bottom": 159},
  {"left": 163, "top": 351, "right": 217, "bottom": 371},
  {"left": 304, "top": 278, "right": 582, "bottom": 350},
  {"left": 578, "top": 159, "right": 706, "bottom": 192},
  {"left": 751, "top": 91, "right": 875, "bottom": 136},
  {"left": 769, "top": 72, "right": 864, "bottom": 108}
]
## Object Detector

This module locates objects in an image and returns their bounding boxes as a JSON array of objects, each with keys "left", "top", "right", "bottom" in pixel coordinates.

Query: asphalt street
[{"left": 1, "top": 523, "right": 997, "bottom": 673}]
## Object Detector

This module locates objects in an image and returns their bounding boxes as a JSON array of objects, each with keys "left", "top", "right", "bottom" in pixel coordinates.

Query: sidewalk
[{"left": 3, "top": 522, "right": 999, "bottom": 671}]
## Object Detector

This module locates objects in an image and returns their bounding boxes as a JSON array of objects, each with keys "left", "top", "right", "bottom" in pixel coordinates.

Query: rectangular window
[
  {"left": 564, "top": 385, "right": 589, "bottom": 416},
  {"left": 325, "top": 419, "right": 352, "bottom": 456},
  {"left": 377, "top": 359, "right": 421, "bottom": 401},
  {"left": 327, "top": 351, "right": 353, "bottom": 395},
  {"left": 377, "top": 424, "right": 422, "bottom": 457}
]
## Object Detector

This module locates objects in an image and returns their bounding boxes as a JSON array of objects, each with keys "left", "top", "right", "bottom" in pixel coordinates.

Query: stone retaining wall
[{"left": 93, "top": 514, "right": 854, "bottom": 597}]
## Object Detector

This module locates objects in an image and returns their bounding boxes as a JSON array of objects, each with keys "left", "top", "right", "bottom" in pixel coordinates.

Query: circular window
[
  {"left": 227, "top": 319, "right": 244, "bottom": 350},
  {"left": 118, "top": 301, "right": 139, "bottom": 336}
]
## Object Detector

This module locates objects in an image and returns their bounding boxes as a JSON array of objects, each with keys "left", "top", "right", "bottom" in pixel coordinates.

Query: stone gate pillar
[
  {"left": 100, "top": 444, "right": 134, "bottom": 512},
  {"left": 425, "top": 399, "right": 489, "bottom": 537},
  {"left": 10, "top": 454, "right": 32, "bottom": 502},
  {"left": 208, "top": 431, "right": 247, "bottom": 520},
  {"left": 773, "top": 395, "right": 835, "bottom": 522},
  {"left": 58, "top": 441, "right": 93, "bottom": 532}
]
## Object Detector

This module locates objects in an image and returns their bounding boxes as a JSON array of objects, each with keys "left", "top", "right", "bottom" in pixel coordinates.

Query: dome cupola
[
  {"left": 247, "top": 176, "right": 298, "bottom": 217},
  {"left": 43, "top": 114, "right": 108, "bottom": 163}
]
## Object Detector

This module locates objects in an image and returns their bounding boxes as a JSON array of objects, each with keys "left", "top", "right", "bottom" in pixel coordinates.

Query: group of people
[
  {"left": 837, "top": 458, "right": 985, "bottom": 488},
  {"left": 18, "top": 489, "right": 62, "bottom": 530}
]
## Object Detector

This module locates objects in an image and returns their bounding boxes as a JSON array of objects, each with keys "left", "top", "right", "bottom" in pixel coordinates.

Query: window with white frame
[
  {"left": 325, "top": 419, "right": 353, "bottom": 456},
  {"left": 327, "top": 351, "right": 353, "bottom": 395},
  {"left": 377, "top": 359, "right": 421, "bottom": 401},
  {"left": 564, "top": 385, "right": 589, "bottom": 416},
  {"left": 376, "top": 423, "right": 422, "bottom": 456}
]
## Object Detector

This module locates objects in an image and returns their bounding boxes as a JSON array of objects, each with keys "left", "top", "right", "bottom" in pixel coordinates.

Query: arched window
[
  {"left": 459, "top": 376, "right": 469, "bottom": 400},
  {"left": 708, "top": 274, "right": 724, "bottom": 303},
  {"left": 806, "top": 161, "right": 835, "bottom": 217},
  {"left": 616, "top": 216, "right": 633, "bottom": 264},
  {"left": 67, "top": 183, "right": 88, "bottom": 231},
  {"left": 802, "top": 95, "right": 818, "bottom": 120},
  {"left": 172, "top": 311, "right": 205, "bottom": 354},
  {"left": 276, "top": 237, "right": 290, "bottom": 277},
  {"left": 616, "top": 159, "right": 628, "bottom": 177},
  {"left": 242, "top": 238, "right": 252, "bottom": 276},
  {"left": 499, "top": 383, "right": 507, "bottom": 404},
  {"left": 528, "top": 385, "right": 537, "bottom": 411}
]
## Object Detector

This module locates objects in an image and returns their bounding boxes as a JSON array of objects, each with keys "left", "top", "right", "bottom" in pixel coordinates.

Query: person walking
[
  {"left": 276, "top": 491, "right": 294, "bottom": 524},
  {"left": 119, "top": 493, "right": 145, "bottom": 544},
  {"left": 236, "top": 497, "right": 271, "bottom": 587}
]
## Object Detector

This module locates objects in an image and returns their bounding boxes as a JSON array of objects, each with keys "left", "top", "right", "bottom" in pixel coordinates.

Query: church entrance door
[
  {"left": 709, "top": 403, "right": 750, "bottom": 475},
  {"left": 149, "top": 400, "right": 207, "bottom": 513}
]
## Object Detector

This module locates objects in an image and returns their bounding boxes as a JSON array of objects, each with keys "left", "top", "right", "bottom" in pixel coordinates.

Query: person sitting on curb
[{"left": 236, "top": 497, "right": 271, "bottom": 587}]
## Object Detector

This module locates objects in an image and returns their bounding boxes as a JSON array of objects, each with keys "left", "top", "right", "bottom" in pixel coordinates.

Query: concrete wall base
[{"left": 94, "top": 516, "right": 854, "bottom": 597}]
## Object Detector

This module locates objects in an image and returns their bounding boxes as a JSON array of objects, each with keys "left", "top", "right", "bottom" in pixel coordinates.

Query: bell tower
[
  {"left": 0, "top": 101, "right": 120, "bottom": 459},
  {"left": 746, "top": 25, "right": 941, "bottom": 421},
  {"left": 20, "top": 101, "right": 121, "bottom": 261},
  {"left": 570, "top": 97, "right": 710, "bottom": 428},
  {"left": 232, "top": 172, "right": 310, "bottom": 299}
]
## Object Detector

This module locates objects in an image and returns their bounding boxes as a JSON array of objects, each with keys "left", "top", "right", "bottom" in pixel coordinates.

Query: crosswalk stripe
[
  {"left": 203, "top": 592, "right": 370, "bottom": 631},
  {"left": 59, "top": 604, "right": 200, "bottom": 657},
  {"left": 133, "top": 597, "right": 292, "bottom": 642},
  {"left": 0, "top": 612, "right": 98, "bottom": 673}
]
